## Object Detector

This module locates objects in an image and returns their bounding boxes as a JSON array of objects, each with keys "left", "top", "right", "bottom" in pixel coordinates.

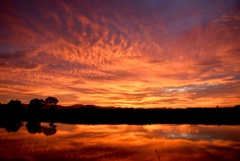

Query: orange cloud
[{"left": 0, "top": 0, "right": 240, "bottom": 107}]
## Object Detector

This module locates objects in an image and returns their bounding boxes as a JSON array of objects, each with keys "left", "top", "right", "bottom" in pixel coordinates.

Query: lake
[{"left": 0, "top": 123, "right": 240, "bottom": 161}]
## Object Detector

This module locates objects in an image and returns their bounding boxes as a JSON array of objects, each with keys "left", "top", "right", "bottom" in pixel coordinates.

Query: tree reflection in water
[
  {"left": 43, "top": 123, "right": 57, "bottom": 136},
  {"left": 0, "top": 120, "right": 57, "bottom": 136},
  {"left": 26, "top": 121, "right": 57, "bottom": 136},
  {"left": 3, "top": 120, "right": 23, "bottom": 132}
]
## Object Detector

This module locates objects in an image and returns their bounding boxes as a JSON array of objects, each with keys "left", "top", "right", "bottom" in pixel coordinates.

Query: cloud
[{"left": 0, "top": 0, "right": 240, "bottom": 107}]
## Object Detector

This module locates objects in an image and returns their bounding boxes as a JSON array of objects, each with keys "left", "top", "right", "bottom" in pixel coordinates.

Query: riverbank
[{"left": 0, "top": 106, "right": 240, "bottom": 125}]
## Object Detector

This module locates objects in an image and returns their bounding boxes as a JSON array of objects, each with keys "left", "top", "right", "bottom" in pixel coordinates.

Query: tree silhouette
[
  {"left": 234, "top": 105, "right": 240, "bottom": 108},
  {"left": 45, "top": 96, "right": 58, "bottom": 109},
  {"left": 7, "top": 100, "right": 24, "bottom": 111},
  {"left": 28, "top": 98, "right": 45, "bottom": 110},
  {"left": 45, "top": 96, "right": 58, "bottom": 105}
]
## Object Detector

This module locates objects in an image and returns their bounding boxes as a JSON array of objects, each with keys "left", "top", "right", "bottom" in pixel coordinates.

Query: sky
[{"left": 0, "top": 0, "right": 240, "bottom": 108}]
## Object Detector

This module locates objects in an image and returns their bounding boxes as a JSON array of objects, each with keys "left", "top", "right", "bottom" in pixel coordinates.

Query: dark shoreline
[{"left": 1, "top": 107, "right": 240, "bottom": 125}]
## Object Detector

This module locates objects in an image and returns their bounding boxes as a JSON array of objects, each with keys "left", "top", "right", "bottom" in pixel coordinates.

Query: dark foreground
[{"left": 1, "top": 106, "right": 240, "bottom": 125}]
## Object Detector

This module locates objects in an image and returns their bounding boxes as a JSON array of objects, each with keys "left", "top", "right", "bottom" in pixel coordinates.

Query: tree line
[{"left": 4, "top": 96, "right": 59, "bottom": 110}]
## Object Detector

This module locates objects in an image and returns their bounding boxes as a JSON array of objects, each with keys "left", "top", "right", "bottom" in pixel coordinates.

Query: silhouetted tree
[
  {"left": 28, "top": 98, "right": 45, "bottom": 110},
  {"left": 234, "top": 105, "right": 240, "bottom": 109},
  {"left": 45, "top": 96, "right": 58, "bottom": 109},
  {"left": 7, "top": 100, "right": 24, "bottom": 111},
  {"left": 234, "top": 105, "right": 240, "bottom": 111},
  {"left": 0, "top": 103, "right": 6, "bottom": 109}
]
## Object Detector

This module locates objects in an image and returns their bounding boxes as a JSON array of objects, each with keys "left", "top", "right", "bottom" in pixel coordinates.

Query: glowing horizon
[{"left": 0, "top": 0, "right": 240, "bottom": 107}]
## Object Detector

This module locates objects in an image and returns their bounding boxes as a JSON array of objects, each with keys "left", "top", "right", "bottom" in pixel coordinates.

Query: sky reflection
[{"left": 0, "top": 124, "right": 240, "bottom": 161}]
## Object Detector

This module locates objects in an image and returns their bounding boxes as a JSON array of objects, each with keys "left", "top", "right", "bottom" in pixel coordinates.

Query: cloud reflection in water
[{"left": 0, "top": 124, "right": 240, "bottom": 161}]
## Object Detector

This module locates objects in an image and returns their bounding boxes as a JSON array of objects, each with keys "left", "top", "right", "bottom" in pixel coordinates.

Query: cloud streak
[{"left": 0, "top": 0, "right": 240, "bottom": 107}]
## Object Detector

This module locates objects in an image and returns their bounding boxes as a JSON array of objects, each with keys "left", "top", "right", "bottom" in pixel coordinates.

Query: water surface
[{"left": 0, "top": 123, "right": 240, "bottom": 161}]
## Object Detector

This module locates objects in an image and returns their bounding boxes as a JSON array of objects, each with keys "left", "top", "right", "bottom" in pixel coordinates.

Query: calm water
[{"left": 0, "top": 122, "right": 240, "bottom": 161}]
